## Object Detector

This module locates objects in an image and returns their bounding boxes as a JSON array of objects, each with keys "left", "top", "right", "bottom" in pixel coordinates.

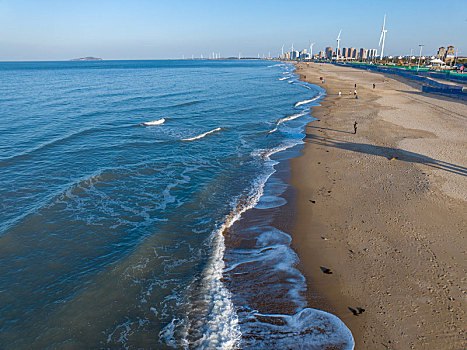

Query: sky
[{"left": 0, "top": 0, "right": 465, "bottom": 61}]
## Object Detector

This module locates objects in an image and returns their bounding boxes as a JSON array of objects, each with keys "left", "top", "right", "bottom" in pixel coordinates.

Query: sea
[{"left": 0, "top": 60, "right": 354, "bottom": 349}]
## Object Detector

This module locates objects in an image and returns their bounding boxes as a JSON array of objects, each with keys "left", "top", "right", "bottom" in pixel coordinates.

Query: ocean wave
[
  {"left": 0, "top": 126, "right": 108, "bottom": 164},
  {"left": 277, "top": 110, "right": 308, "bottom": 124},
  {"left": 294, "top": 95, "right": 321, "bottom": 107},
  {"left": 268, "top": 111, "right": 309, "bottom": 134},
  {"left": 278, "top": 77, "right": 288, "bottom": 81},
  {"left": 241, "top": 309, "right": 354, "bottom": 349},
  {"left": 226, "top": 139, "right": 354, "bottom": 348},
  {"left": 173, "top": 100, "right": 204, "bottom": 108},
  {"left": 181, "top": 127, "right": 221, "bottom": 141},
  {"left": 159, "top": 142, "right": 286, "bottom": 348},
  {"left": 142, "top": 118, "right": 165, "bottom": 126},
  {"left": 224, "top": 226, "right": 354, "bottom": 349},
  {"left": 293, "top": 82, "right": 312, "bottom": 89}
]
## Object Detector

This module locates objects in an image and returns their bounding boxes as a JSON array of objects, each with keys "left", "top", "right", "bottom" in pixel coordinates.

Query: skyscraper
[
  {"left": 437, "top": 47, "right": 446, "bottom": 60},
  {"left": 325, "top": 47, "right": 334, "bottom": 59},
  {"left": 342, "top": 48, "right": 349, "bottom": 58},
  {"left": 359, "top": 48, "right": 367, "bottom": 60},
  {"left": 367, "top": 49, "right": 378, "bottom": 60}
]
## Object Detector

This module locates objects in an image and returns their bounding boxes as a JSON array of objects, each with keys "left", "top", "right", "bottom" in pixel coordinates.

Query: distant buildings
[
  {"left": 445, "top": 46, "right": 455, "bottom": 64},
  {"left": 436, "top": 45, "right": 456, "bottom": 64},
  {"left": 342, "top": 48, "right": 349, "bottom": 58},
  {"left": 367, "top": 49, "right": 378, "bottom": 59},
  {"left": 299, "top": 49, "right": 310, "bottom": 60},
  {"left": 437, "top": 47, "right": 446, "bottom": 60},
  {"left": 359, "top": 48, "right": 367, "bottom": 60},
  {"left": 278, "top": 40, "right": 455, "bottom": 65}
]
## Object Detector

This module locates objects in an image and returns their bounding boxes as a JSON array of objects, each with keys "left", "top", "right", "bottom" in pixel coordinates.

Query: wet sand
[{"left": 291, "top": 62, "right": 466, "bottom": 349}]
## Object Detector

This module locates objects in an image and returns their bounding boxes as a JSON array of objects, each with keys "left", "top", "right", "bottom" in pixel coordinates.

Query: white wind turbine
[
  {"left": 336, "top": 30, "right": 342, "bottom": 60},
  {"left": 379, "top": 14, "right": 388, "bottom": 60},
  {"left": 281, "top": 44, "right": 284, "bottom": 58}
]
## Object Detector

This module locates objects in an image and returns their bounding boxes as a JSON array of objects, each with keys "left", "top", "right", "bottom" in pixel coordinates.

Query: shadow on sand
[
  {"left": 304, "top": 133, "right": 467, "bottom": 177},
  {"left": 306, "top": 125, "right": 354, "bottom": 135}
]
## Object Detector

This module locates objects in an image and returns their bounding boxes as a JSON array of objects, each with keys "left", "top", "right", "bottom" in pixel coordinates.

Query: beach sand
[{"left": 291, "top": 62, "right": 466, "bottom": 349}]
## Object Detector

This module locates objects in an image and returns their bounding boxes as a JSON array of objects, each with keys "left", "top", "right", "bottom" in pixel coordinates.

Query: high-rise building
[
  {"left": 318, "top": 51, "right": 325, "bottom": 59},
  {"left": 437, "top": 47, "right": 446, "bottom": 60},
  {"left": 299, "top": 49, "right": 310, "bottom": 60},
  {"left": 445, "top": 45, "right": 455, "bottom": 64},
  {"left": 349, "top": 48, "right": 357, "bottom": 59},
  {"left": 289, "top": 50, "right": 299, "bottom": 60},
  {"left": 342, "top": 48, "right": 349, "bottom": 58},
  {"left": 367, "top": 49, "right": 378, "bottom": 59},
  {"left": 325, "top": 47, "right": 334, "bottom": 59},
  {"left": 359, "top": 48, "right": 367, "bottom": 60}
]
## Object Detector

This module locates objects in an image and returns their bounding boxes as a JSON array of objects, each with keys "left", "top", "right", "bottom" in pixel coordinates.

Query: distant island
[{"left": 70, "top": 57, "right": 103, "bottom": 61}]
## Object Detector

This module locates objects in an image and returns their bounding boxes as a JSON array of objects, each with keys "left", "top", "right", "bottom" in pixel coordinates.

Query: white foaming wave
[
  {"left": 142, "top": 118, "right": 165, "bottom": 126},
  {"left": 253, "top": 139, "right": 301, "bottom": 160},
  {"left": 267, "top": 126, "right": 278, "bottom": 134},
  {"left": 294, "top": 82, "right": 312, "bottom": 89},
  {"left": 160, "top": 145, "right": 285, "bottom": 349},
  {"left": 277, "top": 110, "right": 308, "bottom": 124},
  {"left": 267, "top": 110, "right": 308, "bottom": 134},
  {"left": 294, "top": 95, "right": 322, "bottom": 107},
  {"left": 242, "top": 309, "right": 355, "bottom": 349},
  {"left": 278, "top": 77, "right": 288, "bottom": 81},
  {"left": 181, "top": 127, "right": 222, "bottom": 141}
]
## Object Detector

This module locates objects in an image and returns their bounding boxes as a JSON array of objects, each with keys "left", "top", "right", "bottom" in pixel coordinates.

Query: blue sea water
[{"left": 0, "top": 60, "right": 353, "bottom": 349}]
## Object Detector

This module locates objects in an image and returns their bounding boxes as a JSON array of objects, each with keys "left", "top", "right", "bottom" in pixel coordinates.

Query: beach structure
[{"left": 379, "top": 14, "right": 388, "bottom": 59}]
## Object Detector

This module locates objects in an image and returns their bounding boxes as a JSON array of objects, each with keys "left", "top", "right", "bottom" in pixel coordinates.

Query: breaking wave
[
  {"left": 181, "top": 127, "right": 222, "bottom": 141},
  {"left": 142, "top": 118, "right": 165, "bottom": 126}
]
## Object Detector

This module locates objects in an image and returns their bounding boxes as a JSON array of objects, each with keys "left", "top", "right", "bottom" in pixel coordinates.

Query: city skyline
[{"left": 0, "top": 0, "right": 466, "bottom": 61}]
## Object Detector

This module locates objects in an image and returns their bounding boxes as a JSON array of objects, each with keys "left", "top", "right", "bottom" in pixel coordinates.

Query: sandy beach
[{"left": 291, "top": 62, "right": 466, "bottom": 349}]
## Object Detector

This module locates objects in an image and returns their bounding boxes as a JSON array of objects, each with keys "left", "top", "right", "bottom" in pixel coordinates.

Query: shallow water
[{"left": 0, "top": 60, "right": 353, "bottom": 348}]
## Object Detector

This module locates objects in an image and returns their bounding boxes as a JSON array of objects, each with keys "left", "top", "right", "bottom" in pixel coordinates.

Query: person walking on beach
[
  {"left": 338, "top": 90, "right": 341, "bottom": 96},
  {"left": 373, "top": 83, "right": 375, "bottom": 89},
  {"left": 354, "top": 83, "right": 357, "bottom": 88},
  {"left": 353, "top": 121, "right": 358, "bottom": 134},
  {"left": 354, "top": 89, "right": 357, "bottom": 95}
]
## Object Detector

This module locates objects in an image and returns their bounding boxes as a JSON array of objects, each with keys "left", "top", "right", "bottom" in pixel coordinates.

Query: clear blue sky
[{"left": 1, "top": 0, "right": 465, "bottom": 60}]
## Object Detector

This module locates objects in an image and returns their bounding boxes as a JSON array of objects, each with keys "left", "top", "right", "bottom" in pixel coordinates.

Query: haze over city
[{"left": 1, "top": 0, "right": 465, "bottom": 61}]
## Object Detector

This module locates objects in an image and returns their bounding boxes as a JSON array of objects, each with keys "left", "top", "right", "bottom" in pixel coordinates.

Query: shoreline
[{"left": 290, "top": 62, "right": 466, "bottom": 348}]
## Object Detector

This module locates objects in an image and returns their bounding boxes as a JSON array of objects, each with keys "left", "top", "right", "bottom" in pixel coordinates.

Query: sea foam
[
  {"left": 294, "top": 95, "right": 321, "bottom": 107},
  {"left": 142, "top": 118, "right": 165, "bottom": 126},
  {"left": 181, "top": 127, "right": 222, "bottom": 141}
]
